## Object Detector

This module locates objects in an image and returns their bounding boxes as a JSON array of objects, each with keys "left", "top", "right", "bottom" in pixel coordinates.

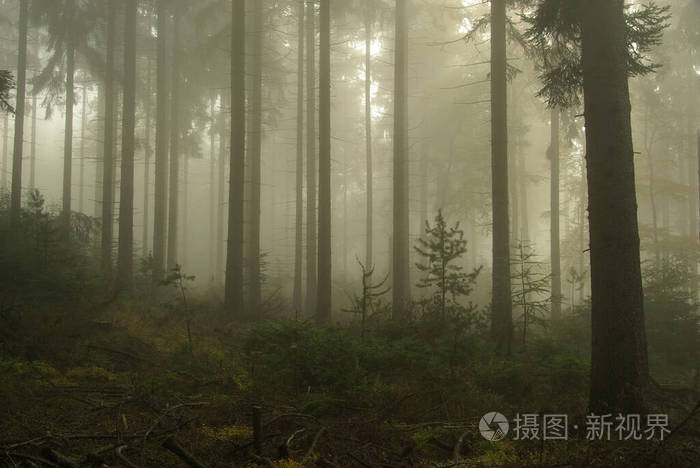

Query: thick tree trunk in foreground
[
  {"left": 117, "top": 0, "right": 137, "bottom": 291},
  {"left": 293, "top": 0, "right": 305, "bottom": 315},
  {"left": 62, "top": 0, "right": 76, "bottom": 226},
  {"left": 10, "top": 0, "right": 28, "bottom": 229},
  {"left": 392, "top": 0, "right": 410, "bottom": 321},
  {"left": 550, "top": 108, "right": 561, "bottom": 320},
  {"left": 582, "top": 0, "right": 648, "bottom": 414},
  {"left": 102, "top": 0, "right": 116, "bottom": 280},
  {"left": 247, "top": 1, "right": 263, "bottom": 315},
  {"left": 316, "top": 0, "right": 331, "bottom": 324},
  {"left": 167, "top": 3, "right": 182, "bottom": 271},
  {"left": 489, "top": 0, "right": 512, "bottom": 353},
  {"left": 153, "top": 0, "right": 169, "bottom": 279},
  {"left": 225, "top": 0, "right": 246, "bottom": 317},
  {"left": 306, "top": 0, "right": 317, "bottom": 316}
]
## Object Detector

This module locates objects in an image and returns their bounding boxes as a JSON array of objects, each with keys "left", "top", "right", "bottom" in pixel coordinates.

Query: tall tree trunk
[
  {"left": 10, "top": 0, "right": 28, "bottom": 228},
  {"left": 489, "top": 0, "right": 512, "bottom": 353},
  {"left": 316, "top": 0, "right": 331, "bottom": 324},
  {"left": 62, "top": 0, "right": 76, "bottom": 226},
  {"left": 582, "top": 0, "right": 648, "bottom": 414},
  {"left": 697, "top": 130, "right": 700, "bottom": 244},
  {"left": 78, "top": 86, "right": 86, "bottom": 213},
  {"left": 518, "top": 137, "right": 529, "bottom": 241},
  {"left": 643, "top": 103, "right": 660, "bottom": 267},
  {"left": 217, "top": 92, "right": 227, "bottom": 284},
  {"left": 2, "top": 112, "right": 7, "bottom": 190},
  {"left": 209, "top": 98, "right": 217, "bottom": 278},
  {"left": 29, "top": 74, "right": 36, "bottom": 191},
  {"left": 101, "top": 0, "right": 116, "bottom": 280},
  {"left": 364, "top": 5, "right": 373, "bottom": 272},
  {"left": 153, "top": 0, "right": 169, "bottom": 279},
  {"left": 167, "top": 2, "right": 182, "bottom": 271},
  {"left": 143, "top": 56, "right": 153, "bottom": 257},
  {"left": 225, "top": 0, "right": 246, "bottom": 317},
  {"left": 94, "top": 84, "right": 103, "bottom": 218},
  {"left": 306, "top": 0, "right": 317, "bottom": 316},
  {"left": 247, "top": 0, "right": 263, "bottom": 315},
  {"left": 117, "top": 0, "right": 137, "bottom": 291},
  {"left": 550, "top": 108, "right": 561, "bottom": 320},
  {"left": 182, "top": 151, "right": 188, "bottom": 265},
  {"left": 392, "top": 0, "right": 410, "bottom": 320},
  {"left": 293, "top": 0, "right": 305, "bottom": 315}
]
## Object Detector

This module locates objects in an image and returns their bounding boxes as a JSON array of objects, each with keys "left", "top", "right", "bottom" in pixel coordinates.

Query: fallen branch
[
  {"left": 304, "top": 427, "right": 326, "bottom": 459},
  {"left": 115, "top": 445, "right": 139, "bottom": 468},
  {"left": 162, "top": 437, "right": 208, "bottom": 468},
  {"left": 0, "top": 451, "right": 60, "bottom": 467},
  {"left": 263, "top": 412, "right": 321, "bottom": 428},
  {"left": 41, "top": 448, "right": 77, "bottom": 468},
  {"left": 453, "top": 431, "right": 468, "bottom": 461}
]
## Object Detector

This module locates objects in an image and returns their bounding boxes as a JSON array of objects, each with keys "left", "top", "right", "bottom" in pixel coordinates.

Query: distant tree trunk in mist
[
  {"left": 549, "top": 108, "right": 561, "bottom": 320},
  {"left": 2, "top": 113, "right": 7, "bottom": 189},
  {"left": 209, "top": 98, "right": 216, "bottom": 276},
  {"left": 392, "top": 0, "right": 410, "bottom": 321},
  {"left": 248, "top": 1, "right": 263, "bottom": 315},
  {"left": 509, "top": 133, "right": 518, "bottom": 246},
  {"left": 117, "top": 0, "right": 137, "bottom": 291},
  {"left": 316, "top": 0, "right": 331, "bottom": 324},
  {"left": 365, "top": 5, "right": 373, "bottom": 272},
  {"left": 10, "top": 0, "right": 28, "bottom": 229},
  {"left": 293, "top": 0, "right": 305, "bottom": 315},
  {"left": 582, "top": 0, "right": 648, "bottom": 414},
  {"left": 217, "top": 93, "right": 227, "bottom": 283},
  {"left": 167, "top": 3, "right": 182, "bottom": 271},
  {"left": 306, "top": 0, "right": 317, "bottom": 316},
  {"left": 143, "top": 57, "right": 153, "bottom": 257},
  {"left": 78, "top": 86, "right": 86, "bottom": 214},
  {"left": 182, "top": 152, "right": 188, "bottom": 265},
  {"left": 153, "top": 0, "right": 170, "bottom": 279},
  {"left": 94, "top": 85, "right": 103, "bottom": 218},
  {"left": 62, "top": 0, "right": 76, "bottom": 226},
  {"left": 225, "top": 0, "right": 246, "bottom": 317},
  {"left": 643, "top": 104, "right": 659, "bottom": 267},
  {"left": 102, "top": 0, "right": 116, "bottom": 281},
  {"left": 697, "top": 130, "right": 700, "bottom": 243},
  {"left": 518, "top": 139, "right": 529, "bottom": 241},
  {"left": 489, "top": 0, "right": 512, "bottom": 353},
  {"left": 29, "top": 75, "right": 36, "bottom": 191}
]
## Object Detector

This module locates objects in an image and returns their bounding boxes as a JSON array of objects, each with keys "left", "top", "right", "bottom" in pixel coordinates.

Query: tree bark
[
  {"left": 316, "top": 0, "right": 331, "bottom": 324},
  {"left": 216, "top": 92, "right": 227, "bottom": 284},
  {"left": 582, "top": 0, "right": 648, "bottom": 414},
  {"left": 62, "top": 0, "right": 76, "bottom": 226},
  {"left": 117, "top": 0, "right": 137, "bottom": 291},
  {"left": 209, "top": 98, "right": 216, "bottom": 277},
  {"left": 143, "top": 56, "right": 153, "bottom": 257},
  {"left": 2, "top": 112, "right": 7, "bottom": 190},
  {"left": 550, "top": 108, "right": 561, "bottom": 320},
  {"left": 153, "top": 0, "right": 170, "bottom": 279},
  {"left": 293, "top": 0, "right": 305, "bottom": 315},
  {"left": 392, "top": 0, "right": 410, "bottom": 321},
  {"left": 306, "top": 0, "right": 317, "bottom": 316},
  {"left": 225, "top": 0, "right": 246, "bottom": 317},
  {"left": 489, "top": 0, "right": 512, "bottom": 353},
  {"left": 365, "top": 4, "right": 373, "bottom": 272},
  {"left": 102, "top": 0, "right": 116, "bottom": 281},
  {"left": 94, "top": 84, "right": 104, "bottom": 218},
  {"left": 29, "top": 73, "right": 36, "bottom": 191},
  {"left": 78, "top": 86, "right": 86, "bottom": 214},
  {"left": 167, "top": 2, "right": 182, "bottom": 272},
  {"left": 247, "top": 0, "right": 263, "bottom": 315},
  {"left": 10, "top": 0, "right": 28, "bottom": 228}
]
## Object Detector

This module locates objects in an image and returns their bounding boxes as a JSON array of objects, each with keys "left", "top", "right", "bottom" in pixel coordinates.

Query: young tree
[
  {"left": 316, "top": 0, "right": 331, "bottom": 324},
  {"left": 225, "top": 0, "right": 246, "bottom": 318},
  {"left": 392, "top": 0, "right": 410, "bottom": 321},
  {"left": 10, "top": 0, "right": 28, "bottom": 229},
  {"left": 117, "top": 0, "right": 138, "bottom": 291}
]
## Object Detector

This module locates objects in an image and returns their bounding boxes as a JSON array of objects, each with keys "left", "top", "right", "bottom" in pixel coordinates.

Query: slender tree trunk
[
  {"left": 582, "top": 0, "right": 648, "bottom": 414},
  {"left": 153, "top": 0, "right": 170, "bottom": 279},
  {"left": 29, "top": 74, "right": 36, "bottom": 191},
  {"left": 225, "top": 0, "right": 246, "bottom": 317},
  {"left": 644, "top": 104, "right": 660, "bottom": 267},
  {"left": 94, "top": 84, "right": 104, "bottom": 218},
  {"left": 697, "top": 130, "right": 700, "bottom": 244},
  {"left": 2, "top": 112, "right": 7, "bottom": 190},
  {"left": 293, "top": 0, "right": 305, "bottom": 314},
  {"left": 10, "top": 0, "right": 28, "bottom": 228},
  {"left": 167, "top": 3, "right": 182, "bottom": 271},
  {"left": 365, "top": 6, "right": 373, "bottom": 272},
  {"left": 392, "top": 0, "right": 410, "bottom": 320},
  {"left": 78, "top": 86, "right": 86, "bottom": 214},
  {"left": 489, "top": 0, "right": 512, "bottom": 353},
  {"left": 306, "top": 0, "right": 317, "bottom": 316},
  {"left": 518, "top": 136, "right": 529, "bottom": 241},
  {"left": 143, "top": 56, "right": 153, "bottom": 257},
  {"left": 247, "top": 0, "right": 263, "bottom": 315},
  {"left": 101, "top": 0, "right": 116, "bottom": 281},
  {"left": 316, "top": 0, "right": 331, "bottom": 324},
  {"left": 182, "top": 151, "right": 188, "bottom": 265},
  {"left": 550, "top": 108, "right": 561, "bottom": 320},
  {"left": 209, "top": 98, "right": 216, "bottom": 277},
  {"left": 62, "top": 0, "right": 76, "bottom": 226},
  {"left": 117, "top": 0, "right": 137, "bottom": 291},
  {"left": 217, "top": 92, "right": 227, "bottom": 284}
]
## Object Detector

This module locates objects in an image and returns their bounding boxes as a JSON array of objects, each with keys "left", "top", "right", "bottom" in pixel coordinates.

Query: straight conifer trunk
[
  {"left": 306, "top": 0, "right": 317, "bottom": 316},
  {"left": 582, "top": 0, "right": 648, "bottom": 414},
  {"left": 102, "top": 0, "right": 116, "bottom": 279},
  {"left": 316, "top": 0, "right": 331, "bottom": 324},
  {"left": 293, "top": 0, "right": 305, "bottom": 314},
  {"left": 78, "top": 86, "right": 86, "bottom": 214},
  {"left": 365, "top": 5, "right": 373, "bottom": 272},
  {"left": 10, "top": 0, "right": 28, "bottom": 228},
  {"left": 153, "top": 0, "right": 169, "bottom": 279},
  {"left": 392, "top": 0, "right": 410, "bottom": 321},
  {"left": 167, "top": 2, "right": 182, "bottom": 271},
  {"left": 62, "top": 0, "right": 76, "bottom": 226},
  {"left": 143, "top": 57, "right": 153, "bottom": 257},
  {"left": 29, "top": 75, "right": 36, "bottom": 191},
  {"left": 550, "top": 108, "right": 561, "bottom": 320},
  {"left": 225, "top": 0, "right": 246, "bottom": 317}
]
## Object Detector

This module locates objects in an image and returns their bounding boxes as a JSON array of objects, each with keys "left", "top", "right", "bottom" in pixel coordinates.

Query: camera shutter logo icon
[{"left": 479, "top": 412, "right": 509, "bottom": 441}]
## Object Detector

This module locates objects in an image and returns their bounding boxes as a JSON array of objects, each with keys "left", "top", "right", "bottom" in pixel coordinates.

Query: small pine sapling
[
  {"left": 162, "top": 264, "right": 196, "bottom": 359},
  {"left": 511, "top": 241, "right": 551, "bottom": 345},
  {"left": 343, "top": 257, "right": 390, "bottom": 339}
]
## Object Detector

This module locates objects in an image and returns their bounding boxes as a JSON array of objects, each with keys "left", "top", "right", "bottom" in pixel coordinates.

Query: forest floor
[{"left": 1, "top": 293, "right": 699, "bottom": 468}]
